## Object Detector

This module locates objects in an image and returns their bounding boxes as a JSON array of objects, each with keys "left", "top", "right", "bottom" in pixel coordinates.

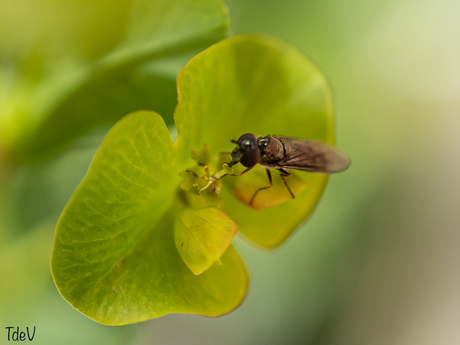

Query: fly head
[{"left": 230, "top": 133, "right": 260, "bottom": 168}]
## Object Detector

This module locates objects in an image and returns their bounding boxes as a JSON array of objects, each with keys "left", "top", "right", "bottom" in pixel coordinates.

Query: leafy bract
[
  {"left": 52, "top": 111, "right": 248, "bottom": 325},
  {"left": 0, "top": 0, "right": 229, "bottom": 162},
  {"left": 174, "top": 34, "right": 335, "bottom": 248},
  {"left": 174, "top": 208, "right": 239, "bottom": 275},
  {"left": 52, "top": 34, "right": 335, "bottom": 324},
  {"left": 232, "top": 170, "right": 307, "bottom": 210}
]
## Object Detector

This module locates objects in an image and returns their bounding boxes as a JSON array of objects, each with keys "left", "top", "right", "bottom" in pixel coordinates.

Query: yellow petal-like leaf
[
  {"left": 232, "top": 167, "right": 307, "bottom": 210},
  {"left": 175, "top": 208, "right": 239, "bottom": 275}
]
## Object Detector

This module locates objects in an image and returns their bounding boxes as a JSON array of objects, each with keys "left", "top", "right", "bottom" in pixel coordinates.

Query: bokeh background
[{"left": 1, "top": 0, "right": 460, "bottom": 344}]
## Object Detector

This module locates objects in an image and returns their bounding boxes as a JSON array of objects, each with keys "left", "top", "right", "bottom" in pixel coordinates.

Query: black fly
[{"left": 219, "top": 133, "right": 350, "bottom": 205}]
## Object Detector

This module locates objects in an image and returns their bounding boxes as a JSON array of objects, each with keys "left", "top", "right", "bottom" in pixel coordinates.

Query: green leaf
[
  {"left": 174, "top": 208, "right": 239, "bottom": 275},
  {"left": 52, "top": 111, "right": 248, "bottom": 325},
  {"left": 1, "top": 0, "right": 229, "bottom": 162},
  {"left": 174, "top": 34, "right": 335, "bottom": 248},
  {"left": 0, "top": 221, "right": 133, "bottom": 343}
]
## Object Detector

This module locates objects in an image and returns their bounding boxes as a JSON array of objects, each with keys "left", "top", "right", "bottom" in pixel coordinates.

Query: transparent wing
[{"left": 275, "top": 137, "right": 350, "bottom": 173}]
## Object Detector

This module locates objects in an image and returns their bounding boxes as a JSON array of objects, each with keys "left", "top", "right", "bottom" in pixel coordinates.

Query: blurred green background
[{"left": 1, "top": 0, "right": 459, "bottom": 344}]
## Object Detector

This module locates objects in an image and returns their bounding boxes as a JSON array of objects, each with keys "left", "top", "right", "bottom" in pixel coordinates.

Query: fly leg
[
  {"left": 215, "top": 165, "right": 253, "bottom": 179},
  {"left": 277, "top": 168, "right": 295, "bottom": 199},
  {"left": 249, "top": 169, "right": 273, "bottom": 205},
  {"left": 229, "top": 167, "right": 252, "bottom": 177}
]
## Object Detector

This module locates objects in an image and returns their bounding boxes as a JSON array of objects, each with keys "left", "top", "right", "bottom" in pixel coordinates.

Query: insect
[{"left": 220, "top": 133, "right": 350, "bottom": 205}]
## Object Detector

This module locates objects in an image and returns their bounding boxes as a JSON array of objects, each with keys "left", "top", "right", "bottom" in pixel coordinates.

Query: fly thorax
[{"left": 263, "top": 137, "right": 285, "bottom": 160}]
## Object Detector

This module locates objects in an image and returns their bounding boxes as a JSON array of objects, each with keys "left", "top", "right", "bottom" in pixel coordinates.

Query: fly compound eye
[
  {"left": 237, "top": 133, "right": 257, "bottom": 146},
  {"left": 232, "top": 133, "right": 260, "bottom": 167},
  {"left": 240, "top": 146, "right": 260, "bottom": 168},
  {"left": 242, "top": 140, "right": 252, "bottom": 150}
]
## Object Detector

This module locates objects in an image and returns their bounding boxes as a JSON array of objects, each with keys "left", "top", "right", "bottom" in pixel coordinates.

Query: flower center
[{"left": 178, "top": 144, "right": 233, "bottom": 208}]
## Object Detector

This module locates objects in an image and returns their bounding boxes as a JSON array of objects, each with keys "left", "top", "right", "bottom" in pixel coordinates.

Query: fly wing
[{"left": 276, "top": 137, "right": 350, "bottom": 173}]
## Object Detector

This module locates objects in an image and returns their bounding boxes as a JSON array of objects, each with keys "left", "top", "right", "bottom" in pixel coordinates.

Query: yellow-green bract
[{"left": 52, "top": 34, "right": 335, "bottom": 325}]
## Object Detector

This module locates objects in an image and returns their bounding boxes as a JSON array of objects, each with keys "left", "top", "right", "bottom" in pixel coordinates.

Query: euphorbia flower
[{"left": 52, "top": 34, "right": 339, "bottom": 325}]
